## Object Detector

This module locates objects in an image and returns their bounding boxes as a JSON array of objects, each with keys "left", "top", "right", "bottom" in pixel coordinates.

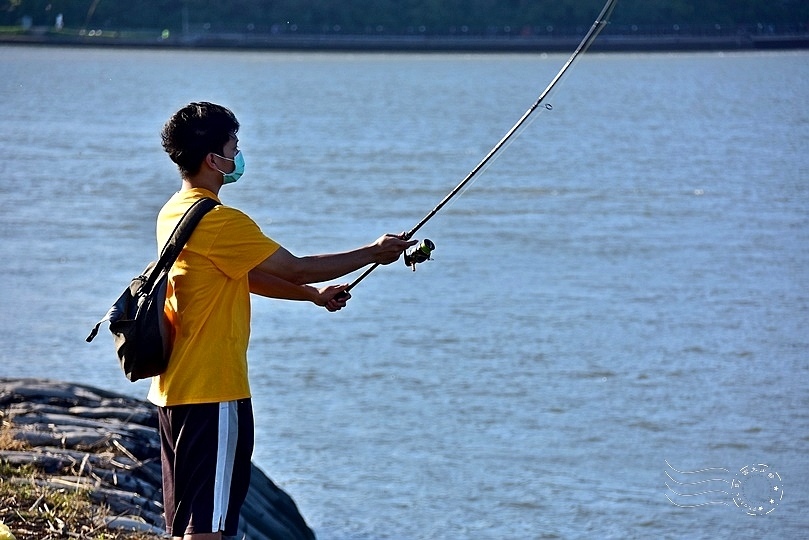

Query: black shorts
[{"left": 157, "top": 399, "right": 254, "bottom": 536}]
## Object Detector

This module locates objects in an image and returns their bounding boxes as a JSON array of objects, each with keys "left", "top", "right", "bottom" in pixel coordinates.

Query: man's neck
[{"left": 182, "top": 175, "right": 221, "bottom": 195}]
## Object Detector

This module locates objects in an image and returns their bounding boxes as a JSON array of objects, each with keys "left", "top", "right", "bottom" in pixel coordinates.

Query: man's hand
[
  {"left": 371, "top": 233, "right": 418, "bottom": 265},
  {"left": 313, "top": 284, "right": 351, "bottom": 311}
]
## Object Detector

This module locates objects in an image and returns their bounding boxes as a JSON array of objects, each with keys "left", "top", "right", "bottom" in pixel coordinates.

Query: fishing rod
[{"left": 342, "top": 0, "right": 618, "bottom": 295}]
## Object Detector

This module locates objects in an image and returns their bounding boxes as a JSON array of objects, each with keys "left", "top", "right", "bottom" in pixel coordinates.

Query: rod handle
[{"left": 333, "top": 289, "right": 350, "bottom": 301}]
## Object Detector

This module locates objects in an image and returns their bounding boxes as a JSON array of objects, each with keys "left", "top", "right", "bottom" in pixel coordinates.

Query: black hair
[{"left": 161, "top": 102, "right": 240, "bottom": 177}]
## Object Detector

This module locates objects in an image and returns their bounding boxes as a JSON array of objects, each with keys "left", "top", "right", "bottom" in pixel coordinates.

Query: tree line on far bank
[{"left": 3, "top": 0, "right": 807, "bottom": 36}]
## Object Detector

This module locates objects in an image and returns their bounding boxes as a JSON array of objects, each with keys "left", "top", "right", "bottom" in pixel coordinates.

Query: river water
[{"left": 1, "top": 46, "right": 808, "bottom": 539}]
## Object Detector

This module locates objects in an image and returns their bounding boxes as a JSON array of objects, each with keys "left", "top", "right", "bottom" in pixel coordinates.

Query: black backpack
[{"left": 87, "top": 197, "right": 219, "bottom": 382}]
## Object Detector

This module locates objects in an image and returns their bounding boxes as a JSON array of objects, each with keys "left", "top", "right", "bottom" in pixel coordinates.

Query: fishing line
[{"left": 341, "top": 0, "right": 618, "bottom": 296}]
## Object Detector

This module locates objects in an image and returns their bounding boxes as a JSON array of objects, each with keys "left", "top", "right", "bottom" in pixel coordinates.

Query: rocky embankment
[{"left": 0, "top": 378, "right": 316, "bottom": 539}]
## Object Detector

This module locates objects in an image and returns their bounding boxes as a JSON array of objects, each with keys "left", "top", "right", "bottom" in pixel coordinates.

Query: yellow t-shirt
[{"left": 147, "top": 188, "right": 279, "bottom": 407}]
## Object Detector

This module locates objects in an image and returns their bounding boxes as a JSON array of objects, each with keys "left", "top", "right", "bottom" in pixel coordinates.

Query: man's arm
[
  {"left": 248, "top": 268, "right": 350, "bottom": 311},
  {"left": 255, "top": 234, "right": 417, "bottom": 285}
]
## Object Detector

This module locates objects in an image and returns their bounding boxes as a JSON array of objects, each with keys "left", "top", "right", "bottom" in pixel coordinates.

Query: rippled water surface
[{"left": 1, "top": 46, "right": 808, "bottom": 539}]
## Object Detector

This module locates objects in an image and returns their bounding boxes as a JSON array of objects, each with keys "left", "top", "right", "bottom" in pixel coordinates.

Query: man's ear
[{"left": 203, "top": 153, "right": 218, "bottom": 171}]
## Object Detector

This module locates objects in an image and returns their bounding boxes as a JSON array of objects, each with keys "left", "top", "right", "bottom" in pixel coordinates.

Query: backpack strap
[
  {"left": 139, "top": 197, "right": 220, "bottom": 295},
  {"left": 86, "top": 197, "right": 219, "bottom": 342}
]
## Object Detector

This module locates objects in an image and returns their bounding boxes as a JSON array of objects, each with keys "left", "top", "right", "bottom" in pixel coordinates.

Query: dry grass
[
  {"left": 0, "top": 415, "right": 27, "bottom": 451},
  {"left": 0, "top": 417, "right": 160, "bottom": 540}
]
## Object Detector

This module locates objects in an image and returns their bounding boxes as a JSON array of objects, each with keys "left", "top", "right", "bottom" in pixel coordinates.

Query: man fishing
[{"left": 151, "top": 101, "right": 415, "bottom": 540}]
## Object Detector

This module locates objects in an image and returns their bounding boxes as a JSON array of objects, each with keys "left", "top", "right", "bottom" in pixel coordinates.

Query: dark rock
[{"left": 1, "top": 378, "right": 316, "bottom": 539}]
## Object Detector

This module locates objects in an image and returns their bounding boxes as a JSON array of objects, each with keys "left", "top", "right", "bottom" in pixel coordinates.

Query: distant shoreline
[{"left": 2, "top": 30, "right": 808, "bottom": 53}]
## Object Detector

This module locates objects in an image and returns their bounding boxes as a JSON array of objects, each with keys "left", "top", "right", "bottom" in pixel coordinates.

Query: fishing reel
[{"left": 404, "top": 239, "right": 435, "bottom": 271}]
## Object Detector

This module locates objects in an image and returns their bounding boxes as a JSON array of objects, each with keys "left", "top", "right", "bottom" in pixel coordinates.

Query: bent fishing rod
[{"left": 342, "top": 0, "right": 618, "bottom": 296}]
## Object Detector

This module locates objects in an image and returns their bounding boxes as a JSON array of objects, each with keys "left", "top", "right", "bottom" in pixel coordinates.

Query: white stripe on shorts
[{"left": 211, "top": 401, "right": 239, "bottom": 532}]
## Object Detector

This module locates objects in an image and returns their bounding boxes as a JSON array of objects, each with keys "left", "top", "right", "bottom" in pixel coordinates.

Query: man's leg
[{"left": 160, "top": 401, "right": 243, "bottom": 537}]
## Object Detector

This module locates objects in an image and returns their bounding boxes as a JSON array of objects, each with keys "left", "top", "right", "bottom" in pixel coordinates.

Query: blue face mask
[{"left": 213, "top": 151, "right": 245, "bottom": 184}]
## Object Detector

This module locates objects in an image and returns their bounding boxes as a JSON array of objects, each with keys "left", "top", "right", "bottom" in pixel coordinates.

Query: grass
[{"left": 0, "top": 417, "right": 160, "bottom": 540}]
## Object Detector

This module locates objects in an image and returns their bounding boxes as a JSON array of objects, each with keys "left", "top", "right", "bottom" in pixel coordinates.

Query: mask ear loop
[{"left": 210, "top": 153, "right": 235, "bottom": 176}]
